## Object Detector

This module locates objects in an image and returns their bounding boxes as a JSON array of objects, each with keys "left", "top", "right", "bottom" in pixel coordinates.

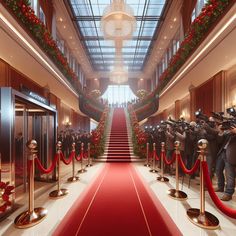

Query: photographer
[
  {"left": 202, "top": 117, "right": 220, "bottom": 179},
  {"left": 165, "top": 124, "right": 175, "bottom": 173},
  {"left": 215, "top": 125, "right": 236, "bottom": 201},
  {"left": 154, "top": 125, "right": 166, "bottom": 158},
  {"left": 184, "top": 122, "right": 196, "bottom": 174}
]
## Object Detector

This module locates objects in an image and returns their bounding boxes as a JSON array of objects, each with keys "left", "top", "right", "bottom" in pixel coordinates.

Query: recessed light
[
  {"left": 164, "top": 36, "right": 167, "bottom": 40},
  {"left": 69, "top": 36, "right": 73, "bottom": 39},
  {"left": 59, "top": 17, "right": 63, "bottom": 22},
  {"left": 63, "top": 25, "right": 66, "bottom": 29},
  {"left": 173, "top": 17, "right": 177, "bottom": 22},
  {"left": 170, "top": 25, "right": 173, "bottom": 29},
  {"left": 94, "top": 78, "right": 98, "bottom": 81},
  {"left": 140, "top": 78, "right": 143, "bottom": 81}
]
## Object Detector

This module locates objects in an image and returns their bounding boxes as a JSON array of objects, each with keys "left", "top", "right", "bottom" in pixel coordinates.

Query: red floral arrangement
[{"left": 0, "top": 181, "right": 14, "bottom": 213}]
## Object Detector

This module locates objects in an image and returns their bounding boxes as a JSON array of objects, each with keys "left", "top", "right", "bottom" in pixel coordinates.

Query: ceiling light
[
  {"left": 94, "top": 78, "right": 98, "bottom": 81},
  {"left": 69, "top": 36, "right": 73, "bottom": 39},
  {"left": 140, "top": 78, "right": 143, "bottom": 81},
  {"left": 170, "top": 25, "right": 173, "bottom": 29},
  {"left": 110, "top": 61, "right": 128, "bottom": 84},
  {"left": 164, "top": 36, "right": 167, "bottom": 40},
  {"left": 173, "top": 17, "right": 177, "bottom": 22},
  {"left": 59, "top": 17, "right": 63, "bottom": 22},
  {"left": 63, "top": 25, "right": 66, "bottom": 29},
  {"left": 100, "top": 0, "right": 136, "bottom": 41}
]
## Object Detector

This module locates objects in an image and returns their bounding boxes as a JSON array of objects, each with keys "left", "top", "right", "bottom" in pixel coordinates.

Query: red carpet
[
  {"left": 53, "top": 163, "right": 182, "bottom": 236},
  {"left": 53, "top": 108, "right": 182, "bottom": 236},
  {"left": 107, "top": 108, "right": 131, "bottom": 162}
]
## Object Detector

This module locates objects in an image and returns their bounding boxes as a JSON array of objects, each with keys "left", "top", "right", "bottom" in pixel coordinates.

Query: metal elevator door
[{"left": 14, "top": 99, "right": 56, "bottom": 195}]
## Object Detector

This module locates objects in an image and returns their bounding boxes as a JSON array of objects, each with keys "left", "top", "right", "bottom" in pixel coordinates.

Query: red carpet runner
[
  {"left": 53, "top": 163, "right": 182, "bottom": 236},
  {"left": 107, "top": 108, "right": 131, "bottom": 162},
  {"left": 53, "top": 108, "right": 182, "bottom": 236}
]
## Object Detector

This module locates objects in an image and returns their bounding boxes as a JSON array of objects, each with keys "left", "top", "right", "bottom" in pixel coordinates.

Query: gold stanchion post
[
  {"left": 150, "top": 143, "right": 158, "bottom": 173},
  {"left": 144, "top": 142, "right": 150, "bottom": 167},
  {"left": 78, "top": 143, "right": 87, "bottom": 173},
  {"left": 187, "top": 139, "right": 219, "bottom": 229},
  {"left": 67, "top": 142, "right": 79, "bottom": 182},
  {"left": 14, "top": 140, "right": 47, "bottom": 228},
  {"left": 157, "top": 142, "right": 169, "bottom": 182},
  {"left": 86, "top": 143, "right": 92, "bottom": 167},
  {"left": 167, "top": 141, "right": 188, "bottom": 200},
  {"left": 49, "top": 141, "right": 69, "bottom": 198}
]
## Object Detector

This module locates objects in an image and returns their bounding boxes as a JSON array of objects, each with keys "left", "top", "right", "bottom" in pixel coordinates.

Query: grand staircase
[{"left": 100, "top": 108, "right": 140, "bottom": 162}]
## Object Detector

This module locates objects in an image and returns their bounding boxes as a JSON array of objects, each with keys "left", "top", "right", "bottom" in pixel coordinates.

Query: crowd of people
[
  {"left": 144, "top": 110, "right": 236, "bottom": 202},
  {"left": 107, "top": 99, "right": 143, "bottom": 108},
  {"left": 57, "top": 129, "right": 91, "bottom": 156}
]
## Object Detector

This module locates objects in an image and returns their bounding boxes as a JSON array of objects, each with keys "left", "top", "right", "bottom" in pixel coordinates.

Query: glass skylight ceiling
[{"left": 68, "top": 0, "right": 167, "bottom": 72}]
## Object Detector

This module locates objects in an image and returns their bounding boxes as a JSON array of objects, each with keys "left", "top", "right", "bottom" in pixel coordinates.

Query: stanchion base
[
  {"left": 67, "top": 176, "right": 80, "bottom": 182},
  {"left": 86, "top": 164, "right": 93, "bottom": 167},
  {"left": 149, "top": 169, "right": 158, "bottom": 173},
  {"left": 187, "top": 208, "right": 219, "bottom": 229},
  {"left": 144, "top": 164, "right": 150, "bottom": 167},
  {"left": 157, "top": 176, "right": 169, "bottom": 182},
  {"left": 49, "top": 188, "right": 69, "bottom": 199},
  {"left": 14, "top": 207, "right": 47, "bottom": 229},
  {"left": 167, "top": 189, "right": 188, "bottom": 200},
  {"left": 78, "top": 169, "right": 87, "bottom": 173}
]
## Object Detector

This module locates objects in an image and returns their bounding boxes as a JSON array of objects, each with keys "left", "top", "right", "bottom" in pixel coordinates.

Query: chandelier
[
  {"left": 100, "top": 0, "right": 136, "bottom": 41},
  {"left": 100, "top": 0, "right": 136, "bottom": 84},
  {"left": 110, "top": 60, "right": 128, "bottom": 84}
]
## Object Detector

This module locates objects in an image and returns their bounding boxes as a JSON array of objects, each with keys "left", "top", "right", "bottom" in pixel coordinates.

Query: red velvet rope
[
  {"left": 202, "top": 161, "right": 236, "bottom": 219},
  {"left": 148, "top": 151, "right": 153, "bottom": 159},
  {"left": 83, "top": 152, "right": 88, "bottom": 159},
  {"left": 163, "top": 152, "right": 176, "bottom": 165},
  {"left": 154, "top": 151, "right": 159, "bottom": 161},
  {"left": 75, "top": 153, "right": 83, "bottom": 161},
  {"left": 178, "top": 154, "right": 200, "bottom": 175},
  {"left": 27, "top": 159, "right": 33, "bottom": 174},
  {"left": 60, "top": 151, "right": 74, "bottom": 165},
  {"left": 35, "top": 154, "right": 59, "bottom": 174}
]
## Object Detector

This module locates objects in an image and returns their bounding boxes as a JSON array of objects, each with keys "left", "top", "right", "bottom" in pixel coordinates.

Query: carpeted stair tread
[{"left": 106, "top": 108, "right": 131, "bottom": 162}]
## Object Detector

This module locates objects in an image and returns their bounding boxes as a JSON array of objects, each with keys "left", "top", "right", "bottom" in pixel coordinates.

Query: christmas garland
[
  {"left": 133, "top": 0, "right": 232, "bottom": 109},
  {"left": 128, "top": 105, "right": 147, "bottom": 158},
  {"left": 90, "top": 107, "right": 109, "bottom": 158},
  {"left": 156, "top": 0, "right": 232, "bottom": 93}
]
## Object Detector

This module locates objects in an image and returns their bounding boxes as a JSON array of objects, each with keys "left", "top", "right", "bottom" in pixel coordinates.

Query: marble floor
[
  {"left": 135, "top": 163, "right": 236, "bottom": 236},
  {"left": 0, "top": 161, "right": 235, "bottom": 236}
]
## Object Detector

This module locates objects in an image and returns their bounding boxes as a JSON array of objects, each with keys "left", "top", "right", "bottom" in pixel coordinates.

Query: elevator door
[{"left": 14, "top": 99, "right": 56, "bottom": 192}]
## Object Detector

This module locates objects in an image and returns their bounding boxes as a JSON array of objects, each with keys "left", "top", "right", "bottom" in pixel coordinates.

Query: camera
[{"left": 226, "top": 107, "right": 236, "bottom": 117}]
